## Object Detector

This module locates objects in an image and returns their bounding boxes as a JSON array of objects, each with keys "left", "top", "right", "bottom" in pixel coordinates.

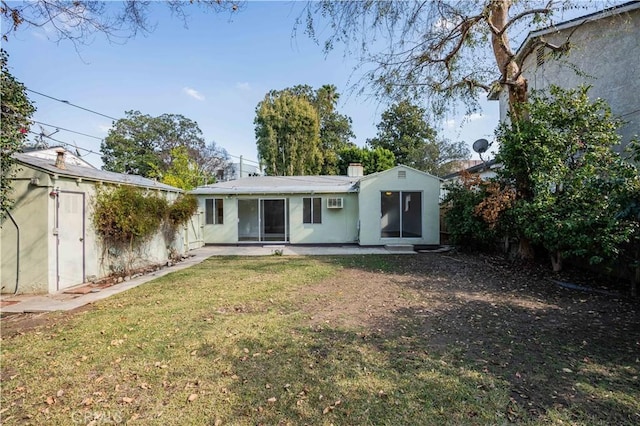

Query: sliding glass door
[
  {"left": 237, "top": 198, "right": 288, "bottom": 242},
  {"left": 380, "top": 191, "right": 422, "bottom": 238}
]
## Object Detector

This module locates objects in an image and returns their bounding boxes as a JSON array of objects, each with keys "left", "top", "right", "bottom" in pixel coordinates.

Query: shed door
[{"left": 57, "top": 191, "right": 85, "bottom": 290}]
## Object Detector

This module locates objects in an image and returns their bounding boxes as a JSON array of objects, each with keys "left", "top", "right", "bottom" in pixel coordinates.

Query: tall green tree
[
  {"left": 368, "top": 100, "right": 468, "bottom": 175},
  {"left": 496, "top": 86, "right": 640, "bottom": 272},
  {"left": 101, "top": 111, "right": 208, "bottom": 179},
  {"left": 1, "top": 49, "right": 36, "bottom": 220},
  {"left": 256, "top": 84, "right": 356, "bottom": 175},
  {"left": 255, "top": 90, "right": 322, "bottom": 176},
  {"left": 337, "top": 146, "right": 395, "bottom": 175},
  {"left": 315, "top": 84, "right": 356, "bottom": 174}
]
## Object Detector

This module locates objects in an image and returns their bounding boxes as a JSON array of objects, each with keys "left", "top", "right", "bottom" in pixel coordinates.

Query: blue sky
[{"left": 4, "top": 1, "right": 502, "bottom": 169}]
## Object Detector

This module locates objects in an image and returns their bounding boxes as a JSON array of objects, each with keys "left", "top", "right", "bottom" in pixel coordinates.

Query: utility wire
[
  {"left": 227, "top": 153, "right": 260, "bottom": 165},
  {"left": 26, "top": 88, "right": 119, "bottom": 121},
  {"left": 27, "top": 130, "right": 102, "bottom": 157},
  {"left": 1, "top": 110, "right": 104, "bottom": 141},
  {"left": 31, "top": 119, "right": 105, "bottom": 141},
  {"left": 22, "top": 89, "right": 261, "bottom": 165}
]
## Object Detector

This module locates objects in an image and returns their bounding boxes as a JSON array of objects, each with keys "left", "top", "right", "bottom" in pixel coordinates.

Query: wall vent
[
  {"left": 398, "top": 170, "right": 407, "bottom": 179},
  {"left": 536, "top": 47, "right": 545, "bottom": 66},
  {"left": 327, "top": 197, "right": 343, "bottom": 209}
]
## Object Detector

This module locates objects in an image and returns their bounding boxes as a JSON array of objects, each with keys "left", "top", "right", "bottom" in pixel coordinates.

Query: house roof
[
  {"left": 14, "top": 150, "right": 182, "bottom": 192},
  {"left": 191, "top": 174, "right": 361, "bottom": 195},
  {"left": 514, "top": 1, "right": 639, "bottom": 64},
  {"left": 358, "top": 164, "right": 443, "bottom": 182}
]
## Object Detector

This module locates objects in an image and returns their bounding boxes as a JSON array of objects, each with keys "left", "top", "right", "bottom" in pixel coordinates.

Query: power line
[
  {"left": 227, "top": 153, "right": 260, "bottom": 165},
  {"left": 1, "top": 110, "right": 105, "bottom": 141},
  {"left": 26, "top": 88, "right": 119, "bottom": 121},
  {"left": 27, "top": 130, "right": 102, "bottom": 157},
  {"left": 31, "top": 119, "right": 105, "bottom": 141},
  {"left": 21, "top": 89, "right": 260, "bottom": 165},
  {"left": 620, "top": 108, "right": 640, "bottom": 118}
]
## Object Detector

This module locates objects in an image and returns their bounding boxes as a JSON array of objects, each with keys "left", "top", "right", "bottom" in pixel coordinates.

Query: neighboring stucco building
[
  {"left": 191, "top": 164, "right": 441, "bottom": 247},
  {"left": 490, "top": 1, "right": 640, "bottom": 149},
  {"left": 0, "top": 148, "right": 202, "bottom": 295}
]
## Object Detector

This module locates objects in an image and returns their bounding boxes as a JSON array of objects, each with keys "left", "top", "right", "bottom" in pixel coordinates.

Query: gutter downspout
[{"left": 3, "top": 210, "right": 20, "bottom": 294}]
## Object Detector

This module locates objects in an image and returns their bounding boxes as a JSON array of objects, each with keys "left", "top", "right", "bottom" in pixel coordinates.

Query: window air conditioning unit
[{"left": 327, "top": 197, "right": 343, "bottom": 209}]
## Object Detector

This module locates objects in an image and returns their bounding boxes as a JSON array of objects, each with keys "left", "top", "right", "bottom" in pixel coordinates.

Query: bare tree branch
[{"left": 500, "top": 7, "right": 552, "bottom": 35}]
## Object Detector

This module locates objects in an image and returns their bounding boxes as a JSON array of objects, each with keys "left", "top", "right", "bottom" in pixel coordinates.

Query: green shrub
[
  {"left": 167, "top": 194, "right": 198, "bottom": 228},
  {"left": 93, "top": 186, "right": 168, "bottom": 248},
  {"left": 442, "top": 175, "right": 499, "bottom": 251}
]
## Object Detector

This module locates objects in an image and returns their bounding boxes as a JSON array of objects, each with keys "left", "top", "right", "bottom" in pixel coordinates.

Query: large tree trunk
[
  {"left": 488, "top": 0, "right": 530, "bottom": 119},
  {"left": 489, "top": 0, "right": 534, "bottom": 259}
]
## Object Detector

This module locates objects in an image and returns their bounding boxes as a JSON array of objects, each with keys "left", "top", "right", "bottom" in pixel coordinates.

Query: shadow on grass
[
  {"left": 297, "top": 254, "right": 639, "bottom": 424},
  {"left": 209, "top": 325, "right": 510, "bottom": 425}
]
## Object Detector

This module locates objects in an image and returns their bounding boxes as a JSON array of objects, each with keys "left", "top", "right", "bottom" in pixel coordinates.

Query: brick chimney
[
  {"left": 55, "top": 148, "right": 66, "bottom": 170},
  {"left": 347, "top": 162, "right": 363, "bottom": 177}
]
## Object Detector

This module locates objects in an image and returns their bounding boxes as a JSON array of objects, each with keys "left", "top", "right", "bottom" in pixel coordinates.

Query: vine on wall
[{"left": 92, "top": 186, "right": 198, "bottom": 274}]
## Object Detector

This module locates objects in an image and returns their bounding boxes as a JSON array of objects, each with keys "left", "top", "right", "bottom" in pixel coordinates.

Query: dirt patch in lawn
[
  {"left": 0, "top": 304, "right": 94, "bottom": 337},
  {"left": 297, "top": 253, "right": 640, "bottom": 423}
]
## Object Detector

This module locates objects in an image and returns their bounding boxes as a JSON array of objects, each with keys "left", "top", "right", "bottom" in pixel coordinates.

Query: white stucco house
[
  {"left": 490, "top": 1, "right": 640, "bottom": 150},
  {"left": 1, "top": 147, "right": 203, "bottom": 295},
  {"left": 191, "top": 164, "right": 441, "bottom": 247}
]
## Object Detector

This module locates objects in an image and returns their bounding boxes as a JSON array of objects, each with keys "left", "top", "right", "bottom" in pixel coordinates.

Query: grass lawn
[{"left": 1, "top": 254, "right": 639, "bottom": 425}]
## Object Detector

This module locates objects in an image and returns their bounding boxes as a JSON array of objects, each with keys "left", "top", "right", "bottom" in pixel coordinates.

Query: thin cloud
[
  {"left": 236, "top": 82, "right": 251, "bottom": 91},
  {"left": 183, "top": 87, "right": 205, "bottom": 101},
  {"left": 444, "top": 119, "right": 456, "bottom": 129},
  {"left": 466, "top": 113, "right": 484, "bottom": 122}
]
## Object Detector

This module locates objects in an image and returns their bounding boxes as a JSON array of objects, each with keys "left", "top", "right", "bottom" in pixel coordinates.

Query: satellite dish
[{"left": 472, "top": 138, "right": 489, "bottom": 154}]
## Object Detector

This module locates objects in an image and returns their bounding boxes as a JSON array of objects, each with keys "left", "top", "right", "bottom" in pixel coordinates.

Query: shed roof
[
  {"left": 191, "top": 175, "right": 360, "bottom": 195},
  {"left": 14, "top": 152, "right": 181, "bottom": 192}
]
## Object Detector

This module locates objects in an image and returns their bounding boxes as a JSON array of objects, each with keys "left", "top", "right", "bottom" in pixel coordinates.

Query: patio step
[{"left": 384, "top": 244, "right": 415, "bottom": 252}]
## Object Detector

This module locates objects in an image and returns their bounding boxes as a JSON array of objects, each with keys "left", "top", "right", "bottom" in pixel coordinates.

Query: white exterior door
[{"left": 57, "top": 191, "right": 85, "bottom": 290}]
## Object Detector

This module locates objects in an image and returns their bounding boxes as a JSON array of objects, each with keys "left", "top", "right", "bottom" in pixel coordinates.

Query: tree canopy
[
  {"left": 1, "top": 1, "right": 241, "bottom": 45},
  {"left": 314, "top": 84, "right": 357, "bottom": 174},
  {"left": 1, "top": 49, "right": 36, "bottom": 220},
  {"left": 255, "top": 85, "right": 356, "bottom": 176},
  {"left": 368, "top": 100, "right": 469, "bottom": 175},
  {"left": 255, "top": 90, "right": 322, "bottom": 176},
  {"left": 101, "top": 111, "right": 230, "bottom": 183},
  {"left": 302, "top": 1, "right": 588, "bottom": 119},
  {"left": 495, "top": 85, "right": 640, "bottom": 271},
  {"left": 337, "top": 146, "right": 396, "bottom": 176}
]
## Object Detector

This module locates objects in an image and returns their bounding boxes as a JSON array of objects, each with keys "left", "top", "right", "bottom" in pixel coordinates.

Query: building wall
[
  {"left": 358, "top": 166, "right": 441, "bottom": 246},
  {"left": 1, "top": 165, "right": 192, "bottom": 294},
  {"left": 501, "top": 8, "right": 639, "bottom": 148},
  {"left": 1, "top": 169, "right": 51, "bottom": 294},
  {"left": 289, "top": 193, "right": 359, "bottom": 244},
  {"left": 202, "top": 196, "right": 238, "bottom": 244},
  {"left": 199, "top": 193, "right": 359, "bottom": 244}
]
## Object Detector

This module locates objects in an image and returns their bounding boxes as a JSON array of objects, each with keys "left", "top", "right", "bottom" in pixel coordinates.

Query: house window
[
  {"left": 205, "top": 198, "right": 224, "bottom": 224},
  {"left": 303, "top": 197, "right": 322, "bottom": 224}
]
